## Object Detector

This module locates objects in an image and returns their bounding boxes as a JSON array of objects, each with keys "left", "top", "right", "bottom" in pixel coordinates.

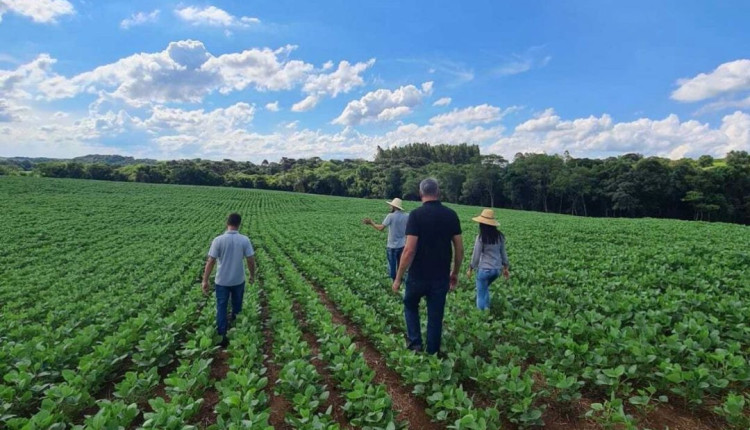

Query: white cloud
[
  {"left": 514, "top": 108, "right": 560, "bottom": 132},
  {"left": 672, "top": 59, "right": 750, "bottom": 102},
  {"left": 140, "top": 102, "right": 255, "bottom": 134},
  {"left": 0, "top": 98, "right": 24, "bottom": 122},
  {"left": 12, "top": 42, "right": 325, "bottom": 107},
  {"left": 302, "top": 59, "right": 375, "bottom": 98},
  {"left": 433, "top": 97, "right": 451, "bottom": 107},
  {"left": 49, "top": 40, "right": 220, "bottom": 106},
  {"left": 489, "top": 109, "right": 750, "bottom": 159},
  {"left": 0, "top": 0, "right": 73, "bottom": 24},
  {"left": 429, "top": 104, "right": 516, "bottom": 127},
  {"left": 290, "top": 59, "right": 376, "bottom": 112},
  {"left": 695, "top": 95, "right": 750, "bottom": 115},
  {"left": 265, "top": 101, "right": 280, "bottom": 112},
  {"left": 174, "top": 5, "right": 259, "bottom": 28},
  {"left": 204, "top": 45, "right": 313, "bottom": 94},
  {"left": 333, "top": 81, "right": 433, "bottom": 126},
  {"left": 291, "top": 95, "right": 319, "bottom": 112},
  {"left": 120, "top": 9, "right": 160, "bottom": 29}
]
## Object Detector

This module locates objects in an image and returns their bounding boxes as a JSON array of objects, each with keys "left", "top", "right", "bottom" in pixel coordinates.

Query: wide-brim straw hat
[
  {"left": 472, "top": 208, "right": 500, "bottom": 226},
  {"left": 386, "top": 198, "right": 404, "bottom": 210}
]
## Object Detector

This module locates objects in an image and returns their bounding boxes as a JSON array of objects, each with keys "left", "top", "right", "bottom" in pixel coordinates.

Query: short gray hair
[{"left": 419, "top": 178, "right": 439, "bottom": 197}]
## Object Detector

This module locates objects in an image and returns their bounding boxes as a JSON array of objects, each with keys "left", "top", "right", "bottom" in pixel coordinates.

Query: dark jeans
[
  {"left": 216, "top": 282, "right": 245, "bottom": 337},
  {"left": 386, "top": 247, "right": 404, "bottom": 280},
  {"left": 403, "top": 278, "right": 449, "bottom": 354}
]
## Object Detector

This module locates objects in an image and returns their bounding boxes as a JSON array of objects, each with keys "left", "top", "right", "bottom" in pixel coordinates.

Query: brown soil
[
  {"left": 640, "top": 402, "right": 726, "bottom": 430},
  {"left": 191, "top": 349, "right": 229, "bottom": 428},
  {"left": 307, "top": 280, "right": 445, "bottom": 430},
  {"left": 259, "top": 287, "right": 293, "bottom": 430}
]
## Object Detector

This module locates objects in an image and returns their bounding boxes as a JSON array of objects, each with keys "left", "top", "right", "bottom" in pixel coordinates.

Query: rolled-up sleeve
[{"left": 470, "top": 236, "right": 482, "bottom": 269}]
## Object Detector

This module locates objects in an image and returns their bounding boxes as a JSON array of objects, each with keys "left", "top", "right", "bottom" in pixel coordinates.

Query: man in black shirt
[{"left": 392, "top": 178, "right": 464, "bottom": 354}]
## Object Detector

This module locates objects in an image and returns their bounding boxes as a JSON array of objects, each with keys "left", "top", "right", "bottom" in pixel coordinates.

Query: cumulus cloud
[
  {"left": 174, "top": 5, "right": 260, "bottom": 28},
  {"left": 332, "top": 81, "right": 433, "bottom": 126},
  {"left": 302, "top": 59, "right": 375, "bottom": 98},
  {"left": 0, "top": 0, "right": 74, "bottom": 24},
  {"left": 290, "top": 59, "right": 376, "bottom": 112},
  {"left": 489, "top": 108, "right": 750, "bottom": 159},
  {"left": 0, "top": 54, "right": 58, "bottom": 99},
  {"left": 204, "top": 45, "right": 313, "bottom": 94},
  {"left": 672, "top": 59, "right": 750, "bottom": 102},
  {"left": 0, "top": 98, "right": 24, "bottom": 122},
  {"left": 429, "top": 104, "right": 517, "bottom": 127},
  {"left": 8, "top": 42, "right": 330, "bottom": 108},
  {"left": 433, "top": 97, "right": 451, "bottom": 107},
  {"left": 265, "top": 101, "right": 280, "bottom": 112},
  {"left": 140, "top": 102, "right": 255, "bottom": 134},
  {"left": 47, "top": 40, "right": 220, "bottom": 106},
  {"left": 120, "top": 9, "right": 160, "bottom": 29}
]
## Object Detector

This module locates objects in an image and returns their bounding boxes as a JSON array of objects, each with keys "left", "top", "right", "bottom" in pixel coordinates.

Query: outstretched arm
[
  {"left": 246, "top": 256, "right": 256, "bottom": 284},
  {"left": 363, "top": 218, "right": 386, "bottom": 231},
  {"left": 392, "top": 235, "right": 417, "bottom": 292},
  {"left": 201, "top": 257, "right": 216, "bottom": 295}
]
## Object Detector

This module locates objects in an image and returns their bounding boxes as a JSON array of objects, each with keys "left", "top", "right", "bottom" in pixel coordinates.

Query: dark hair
[
  {"left": 479, "top": 223, "right": 503, "bottom": 245},
  {"left": 227, "top": 213, "right": 242, "bottom": 227}
]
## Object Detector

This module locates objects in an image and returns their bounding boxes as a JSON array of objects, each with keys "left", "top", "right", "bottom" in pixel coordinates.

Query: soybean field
[{"left": 1, "top": 176, "right": 748, "bottom": 430}]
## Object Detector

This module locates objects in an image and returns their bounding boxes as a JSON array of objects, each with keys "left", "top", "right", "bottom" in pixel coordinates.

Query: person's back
[
  {"left": 384, "top": 210, "right": 409, "bottom": 249},
  {"left": 209, "top": 230, "right": 254, "bottom": 287},
  {"left": 471, "top": 235, "right": 505, "bottom": 271},
  {"left": 391, "top": 178, "right": 463, "bottom": 355},
  {"left": 407, "top": 201, "right": 461, "bottom": 282},
  {"left": 202, "top": 213, "right": 256, "bottom": 348}
]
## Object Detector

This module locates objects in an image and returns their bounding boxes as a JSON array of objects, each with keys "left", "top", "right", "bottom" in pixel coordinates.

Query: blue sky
[{"left": 1, "top": 0, "right": 749, "bottom": 161}]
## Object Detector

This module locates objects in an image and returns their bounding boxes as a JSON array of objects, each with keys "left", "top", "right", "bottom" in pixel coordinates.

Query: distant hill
[{"left": 0, "top": 154, "right": 157, "bottom": 169}]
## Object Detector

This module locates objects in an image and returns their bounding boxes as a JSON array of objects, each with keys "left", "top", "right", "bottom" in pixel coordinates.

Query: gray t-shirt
[
  {"left": 382, "top": 211, "right": 409, "bottom": 249},
  {"left": 208, "top": 230, "right": 255, "bottom": 286}
]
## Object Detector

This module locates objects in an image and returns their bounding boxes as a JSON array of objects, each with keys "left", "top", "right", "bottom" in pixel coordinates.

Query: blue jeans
[
  {"left": 386, "top": 247, "right": 404, "bottom": 280},
  {"left": 475, "top": 269, "right": 499, "bottom": 310},
  {"left": 403, "top": 278, "right": 449, "bottom": 354},
  {"left": 216, "top": 283, "right": 245, "bottom": 337}
]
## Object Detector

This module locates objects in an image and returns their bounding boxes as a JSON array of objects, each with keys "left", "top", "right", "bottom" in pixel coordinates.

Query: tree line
[{"left": 2, "top": 143, "right": 748, "bottom": 224}]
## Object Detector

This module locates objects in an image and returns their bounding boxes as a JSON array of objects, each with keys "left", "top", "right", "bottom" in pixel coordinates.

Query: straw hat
[
  {"left": 386, "top": 198, "right": 404, "bottom": 210},
  {"left": 472, "top": 208, "right": 499, "bottom": 226}
]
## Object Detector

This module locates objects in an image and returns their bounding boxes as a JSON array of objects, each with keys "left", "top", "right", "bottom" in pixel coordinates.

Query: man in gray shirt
[
  {"left": 202, "top": 213, "right": 256, "bottom": 347},
  {"left": 364, "top": 198, "right": 409, "bottom": 280}
]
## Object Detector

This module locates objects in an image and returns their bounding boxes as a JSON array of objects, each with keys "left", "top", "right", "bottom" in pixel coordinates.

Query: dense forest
[{"left": 2, "top": 143, "right": 748, "bottom": 224}]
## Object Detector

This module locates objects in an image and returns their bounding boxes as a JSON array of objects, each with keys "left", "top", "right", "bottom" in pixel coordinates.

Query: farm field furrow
[{"left": 1, "top": 176, "right": 748, "bottom": 430}]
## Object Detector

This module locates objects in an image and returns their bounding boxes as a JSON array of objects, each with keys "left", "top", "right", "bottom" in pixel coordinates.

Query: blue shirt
[
  {"left": 208, "top": 230, "right": 254, "bottom": 286},
  {"left": 382, "top": 211, "right": 409, "bottom": 249}
]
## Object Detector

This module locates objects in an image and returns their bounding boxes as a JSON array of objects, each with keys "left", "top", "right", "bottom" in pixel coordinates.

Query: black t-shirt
[{"left": 405, "top": 200, "right": 462, "bottom": 282}]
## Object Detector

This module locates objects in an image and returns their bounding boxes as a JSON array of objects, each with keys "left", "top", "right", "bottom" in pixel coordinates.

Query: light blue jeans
[{"left": 475, "top": 268, "right": 500, "bottom": 310}]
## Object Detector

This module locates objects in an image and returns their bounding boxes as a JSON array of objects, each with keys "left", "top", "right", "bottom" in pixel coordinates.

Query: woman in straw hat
[
  {"left": 466, "top": 208, "right": 509, "bottom": 311},
  {"left": 364, "top": 198, "right": 410, "bottom": 280}
]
